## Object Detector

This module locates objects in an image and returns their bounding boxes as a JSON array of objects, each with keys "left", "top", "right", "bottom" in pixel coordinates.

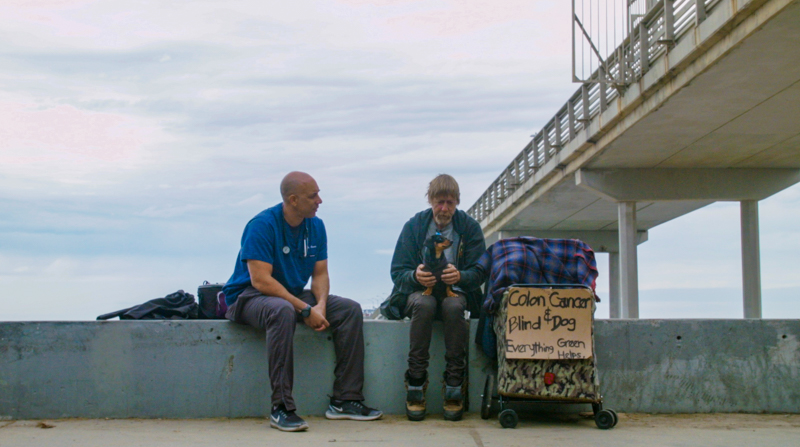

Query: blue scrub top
[{"left": 223, "top": 203, "right": 328, "bottom": 305}]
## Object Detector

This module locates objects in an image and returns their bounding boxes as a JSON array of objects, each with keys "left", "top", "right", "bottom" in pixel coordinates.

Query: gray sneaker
[
  {"left": 325, "top": 398, "right": 383, "bottom": 421},
  {"left": 270, "top": 405, "right": 309, "bottom": 432}
]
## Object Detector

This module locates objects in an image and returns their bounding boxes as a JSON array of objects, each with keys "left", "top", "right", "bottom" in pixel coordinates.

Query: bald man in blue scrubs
[{"left": 223, "top": 171, "right": 381, "bottom": 432}]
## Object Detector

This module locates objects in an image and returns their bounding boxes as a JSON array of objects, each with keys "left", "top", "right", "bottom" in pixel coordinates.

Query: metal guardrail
[{"left": 468, "top": 0, "right": 722, "bottom": 223}]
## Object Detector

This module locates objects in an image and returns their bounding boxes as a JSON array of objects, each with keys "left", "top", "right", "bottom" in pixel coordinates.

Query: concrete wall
[
  {"left": 1, "top": 319, "right": 798, "bottom": 419},
  {"left": 596, "top": 319, "right": 800, "bottom": 413}
]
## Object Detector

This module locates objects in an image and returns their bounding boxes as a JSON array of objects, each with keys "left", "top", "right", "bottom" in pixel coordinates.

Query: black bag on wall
[{"left": 198, "top": 281, "right": 227, "bottom": 319}]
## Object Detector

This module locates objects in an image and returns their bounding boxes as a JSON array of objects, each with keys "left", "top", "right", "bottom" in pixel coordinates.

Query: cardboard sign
[{"left": 504, "top": 287, "right": 594, "bottom": 360}]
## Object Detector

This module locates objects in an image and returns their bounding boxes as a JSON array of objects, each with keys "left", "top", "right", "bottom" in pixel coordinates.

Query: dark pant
[
  {"left": 404, "top": 291, "right": 468, "bottom": 386},
  {"left": 226, "top": 287, "right": 365, "bottom": 411}
]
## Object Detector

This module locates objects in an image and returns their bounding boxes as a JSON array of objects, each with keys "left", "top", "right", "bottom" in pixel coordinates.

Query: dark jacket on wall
[
  {"left": 97, "top": 290, "right": 199, "bottom": 320},
  {"left": 381, "top": 208, "right": 486, "bottom": 319}
]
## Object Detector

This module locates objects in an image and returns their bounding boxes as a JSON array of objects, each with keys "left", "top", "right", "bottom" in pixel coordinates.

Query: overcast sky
[{"left": 2, "top": 0, "right": 798, "bottom": 321}]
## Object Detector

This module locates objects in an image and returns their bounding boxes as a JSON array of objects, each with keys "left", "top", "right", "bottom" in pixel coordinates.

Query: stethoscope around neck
[{"left": 282, "top": 219, "right": 310, "bottom": 258}]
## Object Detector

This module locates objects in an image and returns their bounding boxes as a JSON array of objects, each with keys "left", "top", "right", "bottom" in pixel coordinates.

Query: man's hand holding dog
[
  {"left": 416, "top": 263, "right": 460, "bottom": 287},
  {"left": 441, "top": 264, "right": 460, "bottom": 285},
  {"left": 415, "top": 264, "right": 437, "bottom": 287}
]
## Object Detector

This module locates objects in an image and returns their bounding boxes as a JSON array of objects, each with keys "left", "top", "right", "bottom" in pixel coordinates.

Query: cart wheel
[
  {"left": 481, "top": 375, "right": 495, "bottom": 420},
  {"left": 595, "top": 409, "right": 615, "bottom": 429},
  {"left": 499, "top": 409, "right": 518, "bottom": 429},
  {"left": 608, "top": 409, "right": 618, "bottom": 427}
]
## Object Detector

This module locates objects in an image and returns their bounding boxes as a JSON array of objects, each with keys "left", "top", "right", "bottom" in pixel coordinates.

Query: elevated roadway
[{"left": 469, "top": 0, "right": 800, "bottom": 318}]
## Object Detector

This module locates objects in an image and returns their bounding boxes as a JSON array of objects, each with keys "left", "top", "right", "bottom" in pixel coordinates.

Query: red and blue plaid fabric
[{"left": 478, "top": 237, "right": 599, "bottom": 313}]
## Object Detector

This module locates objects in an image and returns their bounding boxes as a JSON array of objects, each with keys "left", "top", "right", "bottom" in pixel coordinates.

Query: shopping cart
[
  {"left": 480, "top": 284, "right": 617, "bottom": 429},
  {"left": 476, "top": 238, "right": 617, "bottom": 429}
]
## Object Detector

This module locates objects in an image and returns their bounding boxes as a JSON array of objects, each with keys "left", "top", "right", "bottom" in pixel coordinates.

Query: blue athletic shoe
[
  {"left": 325, "top": 398, "right": 383, "bottom": 421},
  {"left": 270, "top": 405, "right": 309, "bottom": 432}
]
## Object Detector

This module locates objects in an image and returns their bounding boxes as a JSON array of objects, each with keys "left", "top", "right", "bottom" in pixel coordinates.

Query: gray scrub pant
[
  {"left": 404, "top": 291, "right": 468, "bottom": 386},
  {"left": 226, "top": 286, "right": 365, "bottom": 412}
]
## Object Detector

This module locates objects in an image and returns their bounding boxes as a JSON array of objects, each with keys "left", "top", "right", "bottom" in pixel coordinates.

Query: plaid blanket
[{"left": 476, "top": 237, "right": 599, "bottom": 357}]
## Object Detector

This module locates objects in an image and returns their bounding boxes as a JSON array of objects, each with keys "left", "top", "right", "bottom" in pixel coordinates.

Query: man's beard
[{"left": 434, "top": 213, "right": 452, "bottom": 227}]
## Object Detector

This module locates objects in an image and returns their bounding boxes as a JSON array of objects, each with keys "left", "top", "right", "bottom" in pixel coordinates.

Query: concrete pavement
[{"left": 2, "top": 413, "right": 799, "bottom": 447}]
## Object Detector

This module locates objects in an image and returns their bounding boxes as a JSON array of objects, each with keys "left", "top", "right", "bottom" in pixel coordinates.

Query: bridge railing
[{"left": 468, "top": 0, "right": 723, "bottom": 222}]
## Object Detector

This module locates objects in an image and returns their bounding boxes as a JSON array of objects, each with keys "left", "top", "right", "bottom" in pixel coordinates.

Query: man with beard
[
  {"left": 385, "top": 174, "right": 486, "bottom": 421},
  {"left": 223, "top": 171, "right": 382, "bottom": 432}
]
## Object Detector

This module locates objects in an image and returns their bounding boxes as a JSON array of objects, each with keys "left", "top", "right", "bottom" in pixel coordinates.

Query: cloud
[
  {"left": 383, "top": 0, "right": 555, "bottom": 38},
  {"left": 0, "top": 101, "right": 145, "bottom": 161}
]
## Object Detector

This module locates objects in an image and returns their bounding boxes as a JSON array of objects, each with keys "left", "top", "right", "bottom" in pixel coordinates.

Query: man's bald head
[
  {"left": 280, "top": 171, "right": 315, "bottom": 201},
  {"left": 280, "top": 172, "right": 322, "bottom": 224}
]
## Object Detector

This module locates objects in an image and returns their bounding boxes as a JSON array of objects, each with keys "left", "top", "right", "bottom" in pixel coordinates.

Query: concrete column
[
  {"left": 740, "top": 200, "right": 762, "bottom": 318},
  {"left": 618, "top": 202, "right": 639, "bottom": 318},
  {"left": 609, "top": 252, "right": 621, "bottom": 318}
]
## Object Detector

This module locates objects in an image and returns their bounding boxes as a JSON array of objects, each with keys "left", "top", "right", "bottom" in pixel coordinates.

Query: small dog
[{"left": 422, "top": 232, "right": 458, "bottom": 297}]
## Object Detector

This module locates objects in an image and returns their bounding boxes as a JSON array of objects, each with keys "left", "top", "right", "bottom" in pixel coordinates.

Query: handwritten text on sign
[{"left": 505, "top": 287, "right": 594, "bottom": 360}]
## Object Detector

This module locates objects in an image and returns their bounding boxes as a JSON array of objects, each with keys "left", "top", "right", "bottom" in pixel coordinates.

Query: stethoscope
[{"left": 282, "top": 219, "right": 310, "bottom": 258}]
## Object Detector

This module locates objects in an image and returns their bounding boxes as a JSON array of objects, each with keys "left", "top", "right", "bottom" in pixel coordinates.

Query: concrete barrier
[
  {"left": 1, "top": 319, "right": 798, "bottom": 419},
  {"left": 596, "top": 319, "right": 800, "bottom": 413}
]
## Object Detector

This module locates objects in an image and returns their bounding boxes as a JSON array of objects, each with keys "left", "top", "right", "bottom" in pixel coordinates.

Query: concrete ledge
[
  {"left": 0, "top": 320, "right": 489, "bottom": 419},
  {"left": 1, "top": 319, "right": 798, "bottom": 419},
  {"left": 596, "top": 319, "right": 800, "bottom": 413}
]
